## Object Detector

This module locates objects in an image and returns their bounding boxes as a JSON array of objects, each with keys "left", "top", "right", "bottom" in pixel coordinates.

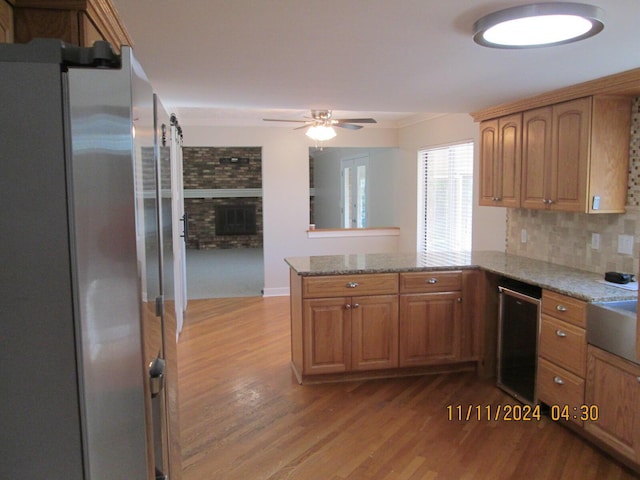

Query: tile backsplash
[{"left": 505, "top": 97, "right": 640, "bottom": 276}]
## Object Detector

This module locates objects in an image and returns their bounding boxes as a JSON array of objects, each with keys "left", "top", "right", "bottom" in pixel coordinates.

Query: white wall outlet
[
  {"left": 521, "top": 229, "right": 527, "bottom": 243},
  {"left": 617, "top": 234, "right": 634, "bottom": 255},
  {"left": 591, "top": 233, "right": 601, "bottom": 250}
]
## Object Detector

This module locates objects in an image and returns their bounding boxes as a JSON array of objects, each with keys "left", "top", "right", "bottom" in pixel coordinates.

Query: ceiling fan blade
[
  {"left": 263, "top": 118, "right": 308, "bottom": 123},
  {"left": 336, "top": 123, "right": 363, "bottom": 130},
  {"left": 335, "top": 118, "right": 377, "bottom": 124}
]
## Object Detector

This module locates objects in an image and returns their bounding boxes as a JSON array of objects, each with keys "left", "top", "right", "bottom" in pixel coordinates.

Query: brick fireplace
[{"left": 183, "top": 147, "right": 262, "bottom": 249}]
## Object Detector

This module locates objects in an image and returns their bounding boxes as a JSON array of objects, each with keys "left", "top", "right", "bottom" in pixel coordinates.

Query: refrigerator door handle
[{"left": 148, "top": 356, "right": 166, "bottom": 397}]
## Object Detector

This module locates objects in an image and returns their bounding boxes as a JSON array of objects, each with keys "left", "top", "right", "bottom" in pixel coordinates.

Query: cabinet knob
[
  {"left": 637, "top": 377, "right": 640, "bottom": 383},
  {"left": 352, "top": 303, "right": 360, "bottom": 309},
  {"left": 345, "top": 304, "right": 352, "bottom": 310},
  {"left": 555, "top": 329, "right": 567, "bottom": 338},
  {"left": 556, "top": 305, "right": 567, "bottom": 312},
  {"left": 346, "top": 282, "right": 359, "bottom": 288},
  {"left": 553, "top": 376, "right": 565, "bottom": 385},
  {"left": 427, "top": 278, "right": 438, "bottom": 284},
  {"left": 457, "top": 297, "right": 462, "bottom": 303}
]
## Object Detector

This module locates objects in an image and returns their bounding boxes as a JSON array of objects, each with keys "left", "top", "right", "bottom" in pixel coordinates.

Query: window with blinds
[{"left": 418, "top": 141, "right": 473, "bottom": 253}]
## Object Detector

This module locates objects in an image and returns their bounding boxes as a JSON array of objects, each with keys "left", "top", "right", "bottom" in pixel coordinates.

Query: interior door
[{"left": 170, "top": 116, "right": 187, "bottom": 332}]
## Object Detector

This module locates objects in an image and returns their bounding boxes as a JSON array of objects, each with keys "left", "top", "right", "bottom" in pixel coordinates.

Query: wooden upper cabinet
[
  {"left": 522, "top": 107, "right": 553, "bottom": 209},
  {"left": 479, "top": 113, "right": 521, "bottom": 208},
  {"left": 521, "top": 96, "right": 630, "bottom": 213},
  {"left": 10, "top": 0, "right": 131, "bottom": 52},
  {"left": 0, "top": 0, "right": 13, "bottom": 42}
]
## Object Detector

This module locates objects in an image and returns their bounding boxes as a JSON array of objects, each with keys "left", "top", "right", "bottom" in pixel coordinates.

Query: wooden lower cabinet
[
  {"left": 585, "top": 345, "right": 640, "bottom": 464},
  {"left": 303, "top": 298, "right": 351, "bottom": 375},
  {"left": 303, "top": 294, "right": 398, "bottom": 375},
  {"left": 399, "top": 292, "right": 461, "bottom": 366},
  {"left": 290, "top": 269, "right": 480, "bottom": 383},
  {"left": 536, "top": 290, "right": 587, "bottom": 427}
]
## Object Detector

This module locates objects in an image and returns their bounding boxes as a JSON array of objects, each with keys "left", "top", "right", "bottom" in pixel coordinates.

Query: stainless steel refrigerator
[{"left": 0, "top": 39, "right": 170, "bottom": 479}]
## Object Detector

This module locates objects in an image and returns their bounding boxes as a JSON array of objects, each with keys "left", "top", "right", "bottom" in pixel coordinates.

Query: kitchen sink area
[{"left": 587, "top": 299, "right": 639, "bottom": 365}]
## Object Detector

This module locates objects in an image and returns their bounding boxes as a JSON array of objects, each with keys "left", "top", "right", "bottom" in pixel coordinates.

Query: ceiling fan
[{"left": 263, "top": 110, "right": 377, "bottom": 131}]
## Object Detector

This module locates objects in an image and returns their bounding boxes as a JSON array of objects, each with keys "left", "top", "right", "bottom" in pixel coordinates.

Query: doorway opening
[{"left": 181, "top": 146, "right": 264, "bottom": 299}]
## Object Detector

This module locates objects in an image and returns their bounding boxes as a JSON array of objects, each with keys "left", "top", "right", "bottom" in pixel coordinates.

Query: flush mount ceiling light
[
  {"left": 306, "top": 124, "right": 337, "bottom": 141},
  {"left": 473, "top": 2, "right": 604, "bottom": 49}
]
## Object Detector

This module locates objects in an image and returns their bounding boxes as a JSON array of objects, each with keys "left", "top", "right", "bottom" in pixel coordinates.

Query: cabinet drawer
[
  {"left": 542, "top": 290, "right": 586, "bottom": 327},
  {"left": 539, "top": 315, "right": 586, "bottom": 376},
  {"left": 537, "top": 358, "right": 585, "bottom": 426},
  {"left": 302, "top": 273, "right": 398, "bottom": 298},
  {"left": 399, "top": 271, "right": 462, "bottom": 294}
]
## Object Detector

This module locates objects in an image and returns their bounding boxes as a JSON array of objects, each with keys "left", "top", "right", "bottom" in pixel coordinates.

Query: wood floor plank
[{"left": 178, "top": 297, "right": 639, "bottom": 480}]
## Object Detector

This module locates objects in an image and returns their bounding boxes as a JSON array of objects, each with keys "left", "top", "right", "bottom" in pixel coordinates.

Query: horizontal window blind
[{"left": 418, "top": 141, "right": 473, "bottom": 254}]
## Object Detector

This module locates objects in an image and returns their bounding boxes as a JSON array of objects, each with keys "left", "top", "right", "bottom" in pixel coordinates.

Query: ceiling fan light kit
[
  {"left": 306, "top": 125, "right": 337, "bottom": 141},
  {"left": 263, "top": 110, "right": 377, "bottom": 141},
  {"left": 473, "top": 2, "right": 605, "bottom": 49}
]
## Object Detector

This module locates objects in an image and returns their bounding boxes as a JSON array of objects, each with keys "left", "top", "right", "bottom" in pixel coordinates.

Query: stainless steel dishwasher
[{"left": 497, "top": 278, "right": 542, "bottom": 405}]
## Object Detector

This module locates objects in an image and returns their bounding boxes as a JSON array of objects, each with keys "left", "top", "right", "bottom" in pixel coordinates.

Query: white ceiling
[{"left": 111, "top": 0, "right": 640, "bottom": 127}]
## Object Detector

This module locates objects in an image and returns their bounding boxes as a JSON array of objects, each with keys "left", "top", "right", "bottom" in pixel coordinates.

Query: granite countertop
[{"left": 285, "top": 251, "right": 638, "bottom": 303}]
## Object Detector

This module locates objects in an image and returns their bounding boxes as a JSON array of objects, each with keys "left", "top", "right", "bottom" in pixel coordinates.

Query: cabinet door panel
[
  {"left": 351, "top": 295, "right": 399, "bottom": 371},
  {"left": 399, "top": 292, "right": 461, "bottom": 366},
  {"left": 551, "top": 98, "right": 590, "bottom": 211},
  {"left": 303, "top": 298, "right": 350, "bottom": 375},
  {"left": 479, "top": 119, "right": 498, "bottom": 206},
  {"left": 585, "top": 346, "right": 640, "bottom": 462},
  {"left": 522, "top": 107, "right": 552, "bottom": 209},
  {"left": 497, "top": 113, "right": 521, "bottom": 207}
]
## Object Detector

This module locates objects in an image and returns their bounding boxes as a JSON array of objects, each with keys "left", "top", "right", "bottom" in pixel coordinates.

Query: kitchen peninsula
[{"left": 286, "top": 250, "right": 636, "bottom": 384}]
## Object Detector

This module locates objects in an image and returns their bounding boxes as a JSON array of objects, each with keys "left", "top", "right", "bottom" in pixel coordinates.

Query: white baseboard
[{"left": 262, "top": 287, "right": 290, "bottom": 297}]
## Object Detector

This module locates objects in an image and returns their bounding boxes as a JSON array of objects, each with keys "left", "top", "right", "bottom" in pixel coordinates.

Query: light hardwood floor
[{"left": 178, "top": 297, "right": 639, "bottom": 480}]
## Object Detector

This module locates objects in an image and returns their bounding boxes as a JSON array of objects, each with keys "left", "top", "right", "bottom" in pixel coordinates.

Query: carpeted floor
[{"left": 185, "top": 248, "right": 264, "bottom": 299}]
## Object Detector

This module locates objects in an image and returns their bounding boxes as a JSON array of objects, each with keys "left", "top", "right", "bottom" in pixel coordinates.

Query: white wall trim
[
  {"left": 184, "top": 188, "right": 262, "bottom": 198},
  {"left": 262, "top": 287, "right": 290, "bottom": 297},
  {"left": 307, "top": 227, "right": 400, "bottom": 239}
]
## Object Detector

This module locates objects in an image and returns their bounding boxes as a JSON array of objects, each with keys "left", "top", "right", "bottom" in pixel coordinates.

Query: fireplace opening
[{"left": 215, "top": 205, "right": 257, "bottom": 236}]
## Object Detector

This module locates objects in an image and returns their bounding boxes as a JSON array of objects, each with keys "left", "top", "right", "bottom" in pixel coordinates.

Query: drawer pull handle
[
  {"left": 553, "top": 376, "right": 565, "bottom": 385},
  {"left": 555, "top": 329, "right": 567, "bottom": 338},
  {"left": 556, "top": 305, "right": 567, "bottom": 312},
  {"left": 346, "top": 282, "right": 359, "bottom": 288},
  {"left": 427, "top": 278, "right": 438, "bottom": 284},
  {"left": 637, "top": 377, "right": 640, "bottom": 383}
]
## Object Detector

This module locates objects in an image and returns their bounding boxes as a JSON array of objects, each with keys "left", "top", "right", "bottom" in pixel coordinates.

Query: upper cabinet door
[
  {"left": 522, "top": 107, "right": 553, "bottom": 210},
  {"left": 478, "top": 119, "right": 498, "bottom": 207},
  {"left": 497, "top": 113, "right": 522, "bottom": 208},
  {"left": 478, "top": 113, "right": 521, "bottom": 208},
  {"left": 550, "top": 98, "right": 591, "bottom": 212}
]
